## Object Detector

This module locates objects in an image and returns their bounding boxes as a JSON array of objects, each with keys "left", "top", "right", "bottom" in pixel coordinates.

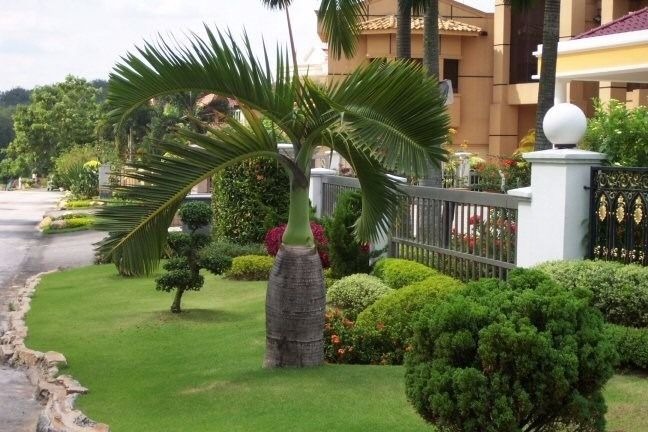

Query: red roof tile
[{"left": 574, "top": 7, "right": 648, "bottom": 39}]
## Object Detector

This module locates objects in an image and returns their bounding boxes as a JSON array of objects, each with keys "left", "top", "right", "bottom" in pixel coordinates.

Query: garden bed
[{"left": 25, "top": 265, "right": 648, "bottom": 431}]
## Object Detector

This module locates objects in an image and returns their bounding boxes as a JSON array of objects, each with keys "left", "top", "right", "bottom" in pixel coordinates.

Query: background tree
[
  {"left": 98, "top": 2, "right": 448, "bottom": 367},
  {"left": 3, "top": 76, "right": 102, "bottom": 176}
]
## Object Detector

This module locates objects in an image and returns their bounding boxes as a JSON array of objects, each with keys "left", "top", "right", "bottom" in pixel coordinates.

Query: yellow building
[{"left": 319, "top": 0, "right": 648, "bottom": 158}]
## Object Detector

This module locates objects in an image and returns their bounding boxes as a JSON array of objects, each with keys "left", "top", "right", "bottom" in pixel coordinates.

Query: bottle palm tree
[{"left": 97, "top": 4, "right": 449, "bottom": 368}]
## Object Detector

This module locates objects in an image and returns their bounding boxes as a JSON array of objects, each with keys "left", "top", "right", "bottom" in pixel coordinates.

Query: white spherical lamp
[{"left": 542, "top": 103, "right": 587, "bottom": 149}]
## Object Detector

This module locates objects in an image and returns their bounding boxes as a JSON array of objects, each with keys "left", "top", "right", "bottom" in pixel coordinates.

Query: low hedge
[
  {"left": 606, "top": 324, "right": 648, "bottom": 370},
  {"left": 327, "top": 274, "right": 393, "bottom": 320},
  {"left": 226, "top": 255, "right": 274, "bottom": 281},
  {"left": 352, "top": 274, "right": 464, "bottom": 364},
  {"left": 199, "top": 242, "right": 266, "bottom": 276},
  {"left": 537, "top": 260, "right": 648, "bottom": 327},
  {"left": 371, "top": 258, "right": 436, "bottom": 289}
]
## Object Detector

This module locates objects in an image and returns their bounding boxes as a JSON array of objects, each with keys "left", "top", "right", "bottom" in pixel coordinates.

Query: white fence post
[
  {"left": 309, "top": 168, "right": 337, "bottom": 218},
  {"left": 509, "top": 149, "right": 606, "bottom": 267}
]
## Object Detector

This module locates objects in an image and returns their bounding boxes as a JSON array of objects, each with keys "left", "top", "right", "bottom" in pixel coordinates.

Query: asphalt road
[{"left": 0, "top": 190, "right": 104, "bottom": 432}]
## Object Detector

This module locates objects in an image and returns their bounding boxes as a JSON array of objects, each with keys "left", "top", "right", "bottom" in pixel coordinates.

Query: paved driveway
[{"left": 0, "top": 190, "right": 104, "bottom": 432}]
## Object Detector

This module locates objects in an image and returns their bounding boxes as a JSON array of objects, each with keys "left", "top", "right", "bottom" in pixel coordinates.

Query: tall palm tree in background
[
  {"left": 98, "top": 2, "right": 449, "bottom": 368},
  {"left": 397, "top": 0, "right": 414, "bottom": 58},
  {"left": 534, "top": 0, "right": 560, "bottom": 150}
]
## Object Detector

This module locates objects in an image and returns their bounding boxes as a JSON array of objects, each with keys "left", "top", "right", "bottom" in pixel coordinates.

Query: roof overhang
[{"left": 534, "top": 29, "right": 648, "bottom": 83}]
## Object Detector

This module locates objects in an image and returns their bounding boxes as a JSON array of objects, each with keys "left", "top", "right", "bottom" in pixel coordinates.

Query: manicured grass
[
  {"left": 26, "top": 266, "right": 430, "bottom": 432},
  {"left": 26, "top": 266, "right": 648, "bottom": 432}
]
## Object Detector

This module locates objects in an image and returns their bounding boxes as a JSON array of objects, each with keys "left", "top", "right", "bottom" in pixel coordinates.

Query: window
[
  {"left": 509, "top": 0, "right": 544, "bottom": 84},
  {"left": 443, "top": 59, "right": 459, "bottom": 93}
]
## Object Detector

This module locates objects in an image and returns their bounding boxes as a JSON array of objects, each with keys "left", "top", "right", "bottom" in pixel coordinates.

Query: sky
[{"left": 0, "top": 0, "right": 494, "bottom": 91}]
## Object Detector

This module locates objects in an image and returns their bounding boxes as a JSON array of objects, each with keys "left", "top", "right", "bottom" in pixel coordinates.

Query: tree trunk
[
  {"left": 265, "top": 245, "right": 326, "bottom": 368},
  {"left": 171, "top": 288, "right": 184, "bottom": 313},
  {"left": 397, "top": 0, "right": 413, "bottom": 59},
  {"left": 420, "top": 0, "right": 443, "bottom": 187},
  {"left": 423, "top": 1, "right": 440, "bottom": 79},
  {"left": 534, "top": 0, "right": 561, "bottom": 151}
]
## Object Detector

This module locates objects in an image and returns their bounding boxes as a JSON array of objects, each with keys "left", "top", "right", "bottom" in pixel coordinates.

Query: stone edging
[{"left": 0, "top": 271, "right": 110, "bottom": 432}]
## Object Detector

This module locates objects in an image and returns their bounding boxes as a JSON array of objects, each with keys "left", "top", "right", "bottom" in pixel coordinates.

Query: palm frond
[
  {"left": 322, "top": 60, "right": 450, "bottom": 177},
  {"left": 318, "top": 0, "right": 367, "bottom": 59},
  {"left": 260, "top": 0, "right": 292, "bottom": 9},
  {"left": 96, "top": 112, "right": 280, "bottom": 276},
  {"left": 108, "top": 27, "right": 294, "bottom": 130},
  {"left": 327, "top": 133, "right": 403, "bottom": 242}
]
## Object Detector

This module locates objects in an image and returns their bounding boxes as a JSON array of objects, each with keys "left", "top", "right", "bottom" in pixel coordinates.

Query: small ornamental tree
[
  {"left": 156, "top": 202, "right": 212, "bottom": 313},
  {"left": 324, "top": 191, "right": 371, "bottom": 278},
  {"left": 405, "top": 269, "right": 617, "bottom": 432}
]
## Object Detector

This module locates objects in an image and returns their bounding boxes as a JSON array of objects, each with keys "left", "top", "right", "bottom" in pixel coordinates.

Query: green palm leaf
[
  {"left": 97, "top": 112, "right": 280, "bottom": 276},
  {"left": 326, "top": 59, "right": 450, "bottom": 177},
  {"left": 317, "top": 0, "right": 367, "bottom": 59},
  {"left": 108, "top": 28, "right": 294, "bottom": 131}
]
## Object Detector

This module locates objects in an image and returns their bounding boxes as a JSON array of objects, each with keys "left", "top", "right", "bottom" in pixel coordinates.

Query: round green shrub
[
  {"left": 199, "top": 242, "right": 266, "bottom": 275},
  {"left": 212, "top": 158, "right": 289, "bottom": 244},
  {"left": 537, "top": 260, "right": 648, "bottom": 327},
  {"left": 327, "top": 274, "right": 393, "bottom": 320},
  {"left": 371, "top": 258, "right": 436, "bottom": 289},
  {"left": 606, "top": 324, "right": 648, "bottom": 370},
  {"left": 226, "top": 255, "right": 275, "bottom": 281},
  {"left": 179, "top": 202, "right": 213, "bottom": 232},
  {"left": 355, "top": 274, "right": 463, "bottom": 364},
  {"left": 405, "top": 268, "right": 617, "bottom": 432}
]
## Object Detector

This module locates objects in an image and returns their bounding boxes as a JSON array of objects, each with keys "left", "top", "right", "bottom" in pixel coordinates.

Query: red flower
[
  {"left": 331, "top": 335, "right": 341, "bottom": 345},
  {"left": 469, "top": 215, "right": 482, "bottom": 225}
]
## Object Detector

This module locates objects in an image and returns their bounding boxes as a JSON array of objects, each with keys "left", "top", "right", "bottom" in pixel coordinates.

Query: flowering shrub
[
  {"left": 265, "top": 222, "right": 329, "bottom": 267},
  {"left": 324, "top": 308, "right": 396, "bottom": 365},
  {"left": 452, "top": 208, "right": 517, "bottom": 260}
]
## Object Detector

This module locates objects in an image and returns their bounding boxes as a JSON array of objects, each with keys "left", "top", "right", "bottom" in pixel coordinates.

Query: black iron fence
[
  {"left": 321, "top": 176, "right": 522, "bottom": 281},
  {"left": 589, "top": 167, "right": 648, "bottom": 265}
]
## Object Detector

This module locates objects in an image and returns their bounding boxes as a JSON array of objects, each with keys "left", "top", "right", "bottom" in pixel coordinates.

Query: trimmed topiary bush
[
  {"left": 371, "top": 258, "right": 436, "bottom": 289},
  {"left": 226, "top": 255, "right": 275, "bottom": 281},
  {"left": 212, "top": 158, "right": 289, "bottom": 244},
  {"left": 327, "top": 274, "right": 393, "bottom": 320},
  {"left": 606, "top": 324, "right": 648, "bottom": 370},
  {"left": 355, "top": 274, "right": 463, "bottom": 364},
  {"left": 199, "top": 242, "right": 266, "bottom": 276},
  {"left": 405, "top": 268, "right": 617, "bottom": 432},
  {"left": 324, "top": 190, "right": 371, "bottom": 278},
  {"left": 156, "top": 202, "right": 212, "bottom": 313},
  {"left": 537, "top": 260, "right": 648, "bottom": 327}
]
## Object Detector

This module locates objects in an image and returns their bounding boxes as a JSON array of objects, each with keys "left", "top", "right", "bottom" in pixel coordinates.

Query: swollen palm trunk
[{"left": 265, "top": 244, "right": 326, "bottom": 368}]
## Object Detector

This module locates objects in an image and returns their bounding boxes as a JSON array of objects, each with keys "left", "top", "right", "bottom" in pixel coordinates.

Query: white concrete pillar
[
  {"left": 509, "top": 149, "right": 606, "bottom": 267},
  {"left": 309, "top": 168, "right": 336, "bottom": 218}
]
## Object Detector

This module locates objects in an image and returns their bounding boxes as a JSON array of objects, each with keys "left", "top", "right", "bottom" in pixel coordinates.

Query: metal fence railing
[{"left": 321, "top": 175, "right": 522, "bottom": 281}]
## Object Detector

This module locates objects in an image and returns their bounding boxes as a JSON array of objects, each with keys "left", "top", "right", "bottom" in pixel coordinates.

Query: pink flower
[{"left": 469, "top": 215, "right": 482, "bottom": 225}]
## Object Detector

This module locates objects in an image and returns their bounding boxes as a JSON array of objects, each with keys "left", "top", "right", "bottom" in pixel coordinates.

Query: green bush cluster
[
  {"left": 212, "top": 158, "right": 289, "bottom": 244},
  {"left": 583, "top": 99, "right": 648, "bottom": 166},
  {"left": 605, "top": 324, "right": 648, "bottom": 370},
  {"left": 355, "top": 274, "right": 463, "bottom": 364},
  {"left": 371, "top": 258, "right": 436, "bottom": 289},
  {"left": 324, "top": 191, "right": 371, "bottom": 278},
  {"left": 405, "top": 269, "right": 617, "bottom": 432},
  {"left": 537, "top": 260, "right": 648, "bottom": 327},
  {"left": 226, "top": 255, "right": 275, "bottom": 281},
  {"left": 327, "top": 274, "right": 393, "bottom": 320},
  {"left": 199, "top": 242, "right": 266, "bottom": 276}
]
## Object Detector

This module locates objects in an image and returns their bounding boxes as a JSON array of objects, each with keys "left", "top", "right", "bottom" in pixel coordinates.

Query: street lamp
[{"left": 542, "top": 103, "right": 587, "bottom": 149}]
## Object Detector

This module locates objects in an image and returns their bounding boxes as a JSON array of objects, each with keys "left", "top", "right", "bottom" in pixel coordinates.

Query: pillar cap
[
  {"left": 523, "top": 148, "right": 607, "bottom": 164},
  {"left": 311, "top": 168, "right": 337, "bottom": 176}
]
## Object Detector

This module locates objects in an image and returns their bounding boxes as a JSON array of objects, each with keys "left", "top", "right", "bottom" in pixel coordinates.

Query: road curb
[{"left": 0, "top": 271, "right": 110, "bottom": 432}]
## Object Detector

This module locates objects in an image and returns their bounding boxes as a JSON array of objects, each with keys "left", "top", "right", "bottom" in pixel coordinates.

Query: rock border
[{"left": 0, "top": 271, "right": 110, "bottom": 432}]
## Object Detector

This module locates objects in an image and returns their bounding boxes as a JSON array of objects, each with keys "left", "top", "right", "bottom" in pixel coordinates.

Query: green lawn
[{"left": 25, "top": 266, "right": 648, "bottom": 432}]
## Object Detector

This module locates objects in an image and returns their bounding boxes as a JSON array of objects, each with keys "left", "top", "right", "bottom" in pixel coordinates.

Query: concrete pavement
[{"left": 0, "top": 190, "right": 104, "bottom": 432}]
